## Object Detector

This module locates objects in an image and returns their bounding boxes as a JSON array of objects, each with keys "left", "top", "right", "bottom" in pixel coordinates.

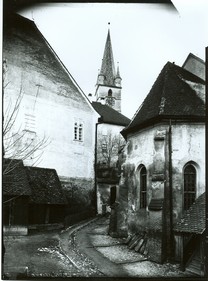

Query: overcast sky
[{"left": 18, "top": 1, "right": 207, "bottom": 119}]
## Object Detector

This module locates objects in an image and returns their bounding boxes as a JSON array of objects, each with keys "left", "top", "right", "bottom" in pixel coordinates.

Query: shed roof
[
  {"left": 92, "top": 101, "right": 130, "bottom": 126},
  {"left": 25, "top": 166, "right": 67, "bottom": 205},
  {"left": 3, "top": 158, "right": 31, "bottom": 196},
  {"left": 174, "top": 193, "right": 205, "bottom": 234},
  {"left": 122, "top": 61, "right": 205, "bottom": 137}
]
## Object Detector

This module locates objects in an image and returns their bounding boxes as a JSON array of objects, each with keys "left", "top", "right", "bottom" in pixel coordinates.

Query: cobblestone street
[{"left": 3, "top": 215, "right": 194, "bottom": 279}]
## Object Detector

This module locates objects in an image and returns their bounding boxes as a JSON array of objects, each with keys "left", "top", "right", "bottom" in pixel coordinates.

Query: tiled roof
[
  {"left": 174, "top": 193, "right": 205, "bottom": 234},
  {"left": 122, "top": 61, "right": 205, "bottom": 137},
  {"left": 99, "top": 30, "right": 116, "bottom": 86},
  {"left": 3, "top": 158, "right": 31, "bottom": 196},
  {"left": 3, "top": 13, "right": 92, "bottom": 108},
  {"left": 92, "top": 101, "right": 130, "bottom": 126},
  {"left": 25, "top": 167, "right": 67, "bottom": 205}
]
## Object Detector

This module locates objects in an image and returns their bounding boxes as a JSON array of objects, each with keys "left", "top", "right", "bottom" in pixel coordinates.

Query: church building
[
  {"left": 114, "top": 53, "right": 205, "bottom": 274},
  {"left": 92, "top": 27, "right": 130, "bottom": 215}
]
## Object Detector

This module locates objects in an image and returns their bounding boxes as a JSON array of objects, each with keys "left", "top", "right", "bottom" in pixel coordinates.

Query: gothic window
[
  {"left": 108, "top": 89, "right": 112, "bottom": 96},
  {"left": 140, "top": 166, "right": 147, "bottom": 209},
  {"left": 184, "top": 164, "right": 196, "bottom": 210},
  {"left": 106, "top": 89, "right": 115, "bottom": 107},
  {"left": 74, "top": 122, "right": 83, "bottom": 141}
]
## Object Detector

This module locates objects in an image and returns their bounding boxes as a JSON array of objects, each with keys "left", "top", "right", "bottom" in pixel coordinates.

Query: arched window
[
  {"left": 108, "top": 89, "right": 112, "bottom": 96},
  {"left": 140, "top": 166, "right": 147, "bottom": 208},
  {"left": 184, "top": 164, "right": 196, "bottom": 210}
]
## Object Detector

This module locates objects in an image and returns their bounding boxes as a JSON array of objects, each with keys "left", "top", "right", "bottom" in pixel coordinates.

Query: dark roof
[
  {"left": 122, "top": 61, "right": 205, "bottom": 137},
  {"left": 3, "top": 13, "right": 92, "bottom": 108},
  {"left": 92, "top": 101, "right": 130, "bottom": 126},
  {"left": 3, "top": 158, "right": 31, "bottom": 196},
  {"left": 174, "top": 193, "right": 205, "bottom": 234},
  {"left": 25, "top": 167, "right": 67, "bottom": 205},
  {"left": 99, "top": 30, "right": 116, "bottom": 86}
]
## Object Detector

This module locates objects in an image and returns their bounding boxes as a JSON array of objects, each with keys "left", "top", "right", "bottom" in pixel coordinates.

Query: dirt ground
[
  {"left": 3, "top": 217, "right": 195, "bottom": 279},
  {"left": 3, "top": 228, "right": 102, "bottom": 279}
]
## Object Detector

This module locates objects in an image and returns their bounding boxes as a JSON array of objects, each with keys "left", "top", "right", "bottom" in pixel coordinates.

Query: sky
[{"left": 18, "top": 1, "right": 208, "bottom": 119}]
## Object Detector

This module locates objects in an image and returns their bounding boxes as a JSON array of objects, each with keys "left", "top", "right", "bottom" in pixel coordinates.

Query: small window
[
  {"left": 140, "top": 166, "right": 147, "bottom": 209},
  {"left": 184, "top": 164, "right": 196, "bottom": 210},
  {"left": 108, "top": 89, "right": 112, "bottom": 96},
  {"left": 74, "top": 122, "right": 83, "bottom": 141}
]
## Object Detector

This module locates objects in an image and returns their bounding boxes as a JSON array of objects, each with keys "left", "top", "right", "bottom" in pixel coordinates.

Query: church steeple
[
  {"left": 99, "top": 29, "right": 116, "bottom": 85},
  {"left": 95, "top": 25, "right": 122, "bottom": 113}
]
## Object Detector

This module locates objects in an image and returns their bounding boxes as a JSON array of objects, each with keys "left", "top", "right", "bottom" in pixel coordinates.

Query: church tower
[{"left": 95, "top": 28, "right": 122, "bottom": 112}]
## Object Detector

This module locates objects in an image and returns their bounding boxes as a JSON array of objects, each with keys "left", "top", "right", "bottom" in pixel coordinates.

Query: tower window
[
  {"left": 108, "top": 89, "right": 112, "bottom": 96},
  {"left": 184, "top": 164, "right": 196, "bottom": 210},
  {"left": 140, "top": 166, "right": 147, "bottom": 209}
]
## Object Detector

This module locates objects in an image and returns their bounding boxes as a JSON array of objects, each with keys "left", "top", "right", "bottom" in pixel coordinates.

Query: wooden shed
[
  {"left": 174, "top": 193, "right": 205, "bottom": 276},
  {"left": 25, "top": 166, "right": 67, "bottom": 229},
  {"left": 3, "top": 159, "right": 31, "bottom": 235}
]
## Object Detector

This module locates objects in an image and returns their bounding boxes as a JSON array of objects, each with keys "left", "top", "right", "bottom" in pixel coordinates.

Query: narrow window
[
  {"left": 74, "top": 122, "right": 78, "bottom": 140},
  {"left": 78, "top": 124, "right": 83, "bottom": 141},
  {"left": 140, "top": 166, "right": 147, "bottom": 208},
  {"left": 74, "top": 122, "right": 83, "bottom": 141},
  {"left": 108, "top": 89, "right": 112, "bottom": 96},
  {"left": 184, "top": 164, "right": 196, "bottom": 210}
]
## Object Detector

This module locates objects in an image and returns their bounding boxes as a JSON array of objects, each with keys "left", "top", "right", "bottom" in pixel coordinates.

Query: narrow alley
[{"left": 3, "top": 215, "right": 194, "bottom": 279}]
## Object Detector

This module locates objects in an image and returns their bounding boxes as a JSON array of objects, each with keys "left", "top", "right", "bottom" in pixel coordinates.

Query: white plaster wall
[
  {"left": 124, "top": 122, "right": 205, "bottom": 219},
  {"left": 3, "top": 55, "right": 98, "bottom": 180}
]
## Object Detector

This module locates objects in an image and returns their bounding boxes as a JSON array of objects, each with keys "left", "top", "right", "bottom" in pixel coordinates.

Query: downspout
[
  {"left": 94, "top": 117, "right": 102, "bottom": 215},
  {"left": 168, "top": 119, "right": 173, "bottom": 259},
  {"left": 94, "top": 121, "right": 99, "bottom": 215},
  {"left": 204, "top": 46, "right": 208, "bottom": 278}
]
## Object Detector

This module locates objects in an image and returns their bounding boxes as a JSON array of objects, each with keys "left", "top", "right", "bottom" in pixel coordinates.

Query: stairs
[
  {"left": 186, "top": 249, "right": 202, "bottom": 276},
  {"left": 124, "top": 233, "right": 148, "bottom": 256}
]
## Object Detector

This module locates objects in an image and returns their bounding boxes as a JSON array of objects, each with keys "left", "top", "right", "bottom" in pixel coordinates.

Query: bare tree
[
  {"left": 3, "top": 60, "right": 50, "bottom": 177},
  {"left": 97, "top": 129, "right": 125, "bottom": 169}
]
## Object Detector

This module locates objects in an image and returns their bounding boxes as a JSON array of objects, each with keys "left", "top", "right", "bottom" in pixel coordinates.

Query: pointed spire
[{"left": 100, "top": 26, "right": 116, "bottom": 85}]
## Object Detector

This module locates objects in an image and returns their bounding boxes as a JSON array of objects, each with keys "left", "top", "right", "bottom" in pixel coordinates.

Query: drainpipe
[
  {"left": 94, "top": 121, "right": 99, "bottom": 215},
  {"left": 94, "top": 118, "right": 102, "bottom": 215},
  {"left": 168, "top": 119, "right": 173, "bottom": 259},
  {"left": 204, "top": 46, "right": 208, "bottom": 278}
]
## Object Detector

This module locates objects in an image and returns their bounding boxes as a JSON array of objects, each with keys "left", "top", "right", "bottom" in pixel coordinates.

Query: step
[
  {"left": 134, "top": 238, "right": 144, "bottom": 252},
  {"left": 129, "top": 236, "right": 141, "bottom": 250},
  {"left": 128, "top": 234, "right": 139, "bottom": 247}
]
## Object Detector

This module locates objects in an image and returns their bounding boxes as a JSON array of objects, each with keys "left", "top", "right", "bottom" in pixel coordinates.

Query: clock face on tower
[{"left": 105, "top": 96, "right": 115, "bottom": 107}]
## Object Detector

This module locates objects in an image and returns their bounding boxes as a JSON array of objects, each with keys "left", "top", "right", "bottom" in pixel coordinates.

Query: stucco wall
[
  {"left": 3, "top": 21, "right": 98, "bottom": 184},
  {"left": 3, "top": 18, "right": 100, "bottom": 221},
  {"left": 96, "top": 85, "right": 121, "bottom": 112},
  {"left": 171, "top": 123, "right": 205, "bottom": 221}
]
